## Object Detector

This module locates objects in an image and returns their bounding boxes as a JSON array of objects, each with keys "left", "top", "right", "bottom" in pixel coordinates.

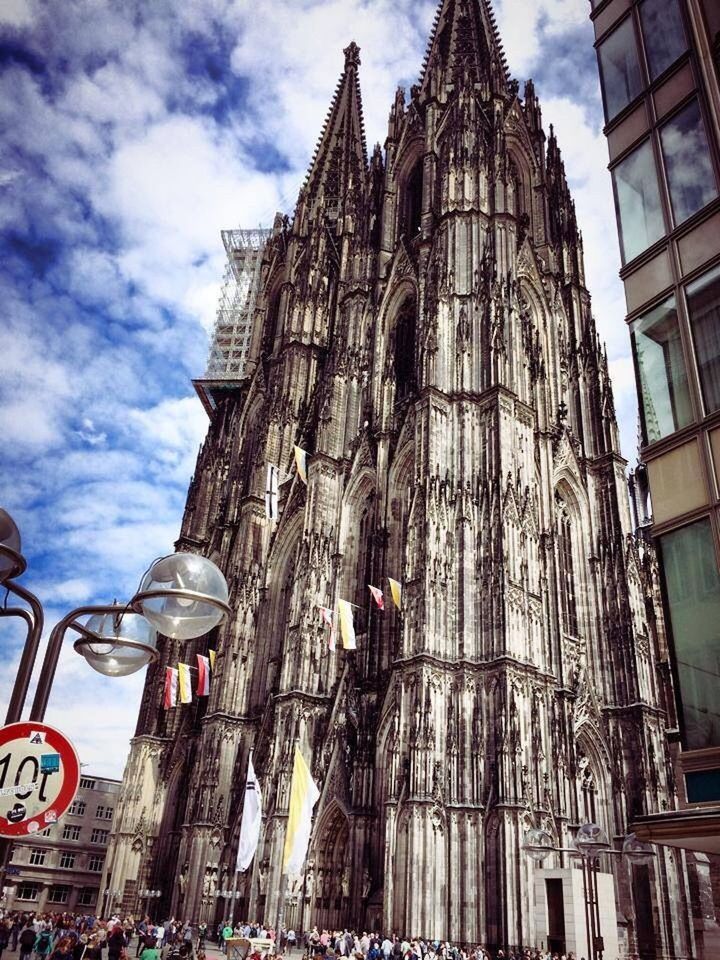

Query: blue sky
[{"left": 0, "top": 0, "right": 634, "bottom": 779}]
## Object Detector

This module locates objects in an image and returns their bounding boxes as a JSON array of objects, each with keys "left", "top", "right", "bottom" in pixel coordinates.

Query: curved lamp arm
[
  {"left": 30, "top": 603, "right": 127, "bottom": 722},
  {"left": 1, "top": 579, "right": 45, "bottom": 725}
]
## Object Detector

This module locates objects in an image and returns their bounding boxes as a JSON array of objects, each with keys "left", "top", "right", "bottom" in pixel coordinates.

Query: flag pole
[{"left": 275, "top": 738, "right": 299, "bottom": 953}]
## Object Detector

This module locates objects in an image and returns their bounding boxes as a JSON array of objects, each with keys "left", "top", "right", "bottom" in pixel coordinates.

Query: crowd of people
[
  {"left": 0, "top": 913, "right": 207, "bottom": 960},
  {"left": 0, "top": 912, "right": 583, "bottom": 960}
]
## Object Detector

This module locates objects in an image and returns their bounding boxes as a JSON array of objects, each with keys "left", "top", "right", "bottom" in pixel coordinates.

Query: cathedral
[{"left": 103, "top": 2, "right": 710, "bottom": 956}]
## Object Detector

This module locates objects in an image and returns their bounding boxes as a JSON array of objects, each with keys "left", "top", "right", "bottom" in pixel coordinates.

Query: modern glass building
[{"left": 590, "top": 0, "right": 720, "bottom": 854}]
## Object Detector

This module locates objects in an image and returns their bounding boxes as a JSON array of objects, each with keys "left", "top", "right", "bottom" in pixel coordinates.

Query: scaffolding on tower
[{"left": 194, "top": 227, "right": 271, "bottom": 415}]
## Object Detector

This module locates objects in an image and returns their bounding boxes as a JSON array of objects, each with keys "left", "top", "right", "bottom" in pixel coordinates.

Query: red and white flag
[
  {"left": 319, "top": 606, "right": 336, "bottom": 651},
  {"left": 164, "top": 667, "right": 178, "bottom": 709},
  {"left": 196, "top": 654, "right": 210, "bottom": 696},
  {"left": 368, "top": 584, "right": 384, "bottom": 609}
]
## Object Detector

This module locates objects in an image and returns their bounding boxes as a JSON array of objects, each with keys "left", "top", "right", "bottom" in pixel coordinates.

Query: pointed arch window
[
  {"left": 394, "top": 298, "right": 417, "bottom": 403},
  {"left": 354, "top": 492, "right": 375, "bottom": 633},
  {"left": 402, "top": 156, "right": 424, "bottom": 240},
  {"left": 557, "top": 497, "right": 579, "bottom": 637}
]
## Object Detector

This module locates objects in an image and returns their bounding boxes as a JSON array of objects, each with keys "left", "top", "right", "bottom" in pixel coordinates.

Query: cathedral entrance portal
[{"left": 308, "top": 802, "right": 352, "bottom": 932}]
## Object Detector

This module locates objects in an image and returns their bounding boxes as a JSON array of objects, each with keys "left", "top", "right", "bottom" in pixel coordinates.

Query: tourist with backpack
[{"left": 33, "top": 930, "right": 53, "bottom": 960}]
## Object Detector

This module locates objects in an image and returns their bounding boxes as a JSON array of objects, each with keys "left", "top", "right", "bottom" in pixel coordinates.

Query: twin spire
[
  {"left": 304, "top": 41, "right": 368, "bottom": 198},
  {"left": 304, "top": 1, "right": 509, "bottom": 197}
]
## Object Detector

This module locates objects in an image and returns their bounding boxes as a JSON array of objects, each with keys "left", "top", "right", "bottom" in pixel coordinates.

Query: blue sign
[{"left": 40, "top": 753, "right": 61, "bottom": 773}]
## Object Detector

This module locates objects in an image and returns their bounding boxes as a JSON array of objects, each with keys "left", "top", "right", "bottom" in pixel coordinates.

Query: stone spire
[
  {"left": 419, "top": 0, "right": 510, "bottom": 98},
  {"left": 303, "top": 41, "right": 368, "bottom": 200}
]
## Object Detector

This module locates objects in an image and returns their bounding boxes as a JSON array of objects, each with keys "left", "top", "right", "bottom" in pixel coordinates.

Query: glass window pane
[
  {"left": 660, "top": 519, "right": 720, "bottom": 750},
  {"left": 687, "top": 264, "right": 720, "bottom": 413},
  {"left": 631, "top": 296, "right": 692, "bottom": 442},
  {"left": 598, "top": 17, "right": 644, "bottom": 122},
  {"left": 639, "top": 0, "right": 687, "bottom": 80},
  {"left": 612, "top": 140, "right": 665, "bottom": 263},
  {"left": 660, "top": 99, "right": 718, "bottom": 225}
]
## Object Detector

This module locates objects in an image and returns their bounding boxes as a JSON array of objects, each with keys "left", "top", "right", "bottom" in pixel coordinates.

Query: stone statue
[
  {"left": 361, "top": 868, "right": 370, "bottom": 899},
  {"left": 178, "top": 863, "right": 188, "bottom": 894},
  {"left": 316, "top": 867, "right": 325, "bottom": 898},
  {"left": 202, "top": 868, "right": 211, "bottom": 897},
  {"left": 258, "top": 861, "right": 268, "bottom": 895},
  {"left": 341, "top": 867, "right": 350, "bottom": 899},
  {"left": 305, "top": 864, "right": 314, "bottom": 900},
  {"left": 208, "top": 867, "right": 217, "bottom": 897}
]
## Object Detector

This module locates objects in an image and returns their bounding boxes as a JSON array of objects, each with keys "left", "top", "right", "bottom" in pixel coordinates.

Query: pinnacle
[
  {"left": 302, "top": 43, "right": 368, "bottom": 197},
  {"left": 343, "top": 41, "right": 361, "bottom": 69}
]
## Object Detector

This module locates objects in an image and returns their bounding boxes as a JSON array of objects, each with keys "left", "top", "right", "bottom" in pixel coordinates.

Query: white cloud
[{"left": 0, "top": 0, "right": 35, "bottom": 28}]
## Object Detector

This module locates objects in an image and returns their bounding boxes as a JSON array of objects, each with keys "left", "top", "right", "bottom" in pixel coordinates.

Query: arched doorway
[{"left": 308, "top": 803, "right": 351, "bottom": 932}]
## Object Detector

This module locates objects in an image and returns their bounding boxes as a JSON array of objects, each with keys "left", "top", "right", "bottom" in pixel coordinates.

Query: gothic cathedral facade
[{"left": 104, "top": 2, "right": 704, "bottom": 956}]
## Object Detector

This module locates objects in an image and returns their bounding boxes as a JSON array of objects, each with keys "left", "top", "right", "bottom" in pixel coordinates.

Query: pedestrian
[
  {"left": 33, "top": 930, "right": 53, "bottom": 960},
  {"left": 0, "top": 921, "right": 11, "bottom": 960},
  {"left": 106, "top": 926, "right": 126, "bottom": 960},
  {"left": 139, "top": 939, "right": 159, "bottom": 960}
]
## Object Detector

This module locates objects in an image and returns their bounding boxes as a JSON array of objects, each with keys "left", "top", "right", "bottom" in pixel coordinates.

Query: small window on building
[
  {"left": 612, "top": 139, "right": 665, "bottom": 263},
  {"left": 91, "top": 828, "right": 109, "bottom": 845},
  {"left": 79, "top": 777, "right": 96, "bottom": 790},
  {"left": 687, "top": 263, "right": 720, "bottom": 414},
  {"left": 78, "top": 888, "right": 96, "bottom": 907},
  {"left": 63, "top": 825, "right": 81, "bottom": 841},
  {"left": 597, "top": 16, "right": 644, "bottom": 122},
  {"left": 48, "top": 885, "right": 70, "bottom": 905},
  {"left": 631, "top": 295, "right": 692, "bottom": 443},
  {"left": 96, "top": 805, "right": 105, "bottom": 819},
  {"left": 660, "top": 99, "right": 718, "bottom": 226},
  {"left": 639, "top": 0, "right": 687, "bottom": 81},
  {"left": 69, "top": 800, "right": 86, "bottom": 816},
  {"left": 29, "top": 848, "right": 47, "bottom": 866},
  {"left": 88, "top": 855, "right": 105, "bottom": 873},
  {"left": 16, "top": 884, "right": 38, "bottom": 902},
  {"left": 41, "top": 826, "right": 53, "bottom": 836},
  {"left": 660, "top": 519, "right": 720, "bottom": 750},
  {"left": 59, "top": 852, "right": 76, "bottom": 869}
]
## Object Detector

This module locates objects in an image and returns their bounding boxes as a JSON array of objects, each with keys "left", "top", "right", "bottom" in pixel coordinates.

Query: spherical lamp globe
[{"left": 135, "top": 553, "right": 229, "bottom": 640}]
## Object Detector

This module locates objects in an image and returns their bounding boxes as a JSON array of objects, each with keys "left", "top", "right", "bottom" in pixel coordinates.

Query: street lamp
[
  {"left": 522, "top": 823, "right": 655, "bottom": 960},
  {"left": 0, "top": 507, "right": 231, "bottom": 724},
  {"left": 139, "top": 888, "right": 162, "bottom": 918}
]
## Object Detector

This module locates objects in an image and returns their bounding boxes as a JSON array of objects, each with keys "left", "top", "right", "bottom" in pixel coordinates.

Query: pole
[
  {"left": 298, "top": 867, "right": 307, "bottom": 942},
  {"left": 581, "top": 857, "right": 594, "bottom": 960},
  {"left": 1, "top": 580, "right": 44, "bottom": 723},
  {"left": 30, "top": 603, "right": 127, "bottom": 721},
  {"left": 231, "top": 871, "right": 238, "bottom": 926},
  {"left": 275, "top": 873, "right": 287, "bottom": 954},
  {"left": 590, "top": 857, "right": 603, "bottom": 960}
]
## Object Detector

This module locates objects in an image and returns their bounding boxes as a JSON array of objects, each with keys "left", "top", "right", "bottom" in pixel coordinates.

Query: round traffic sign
[{"left": 0, "top": 722, "right": 80, "bottom": 838}]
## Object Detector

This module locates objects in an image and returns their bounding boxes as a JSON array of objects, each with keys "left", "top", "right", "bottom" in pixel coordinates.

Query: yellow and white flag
[
  {"left": 208, "top": 648, "right": 216, "bottom": 671},
  {"left": 337, "top": 599, "right": 356, "bottom": 650},
  {"left": 293, "top": 445, "right": 309, "bottom": 484},
  {"left": 282, "top": 746, "right": 320, "bottom": 876},
  {"left": 178, "top": 662, "right": 193, "bottom": 704},
  {"left": 389, "top": 577, "right": 402, "bottom": 610}
]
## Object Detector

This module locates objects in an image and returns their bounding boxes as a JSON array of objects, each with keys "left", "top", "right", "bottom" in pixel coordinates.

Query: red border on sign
[{"left": 0, "top": 722, "right": 81, "bottom": 837}]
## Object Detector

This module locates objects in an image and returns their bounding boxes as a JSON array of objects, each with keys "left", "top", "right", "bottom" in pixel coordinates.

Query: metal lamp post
[
  {"left": 217, "top": 888, "right": 241, "bottom": 926},
  {"left": 0, "top": 506, "right": 230, "bottom": 722},
  {"left": 523, "top": 824, "right": 655, "bottom": 960},
  {"left": 140, "top": 888, "right": 162, "bottom": 919},
  {"left": 0, "top": 507, "right": 231, "bottom": 894}
]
